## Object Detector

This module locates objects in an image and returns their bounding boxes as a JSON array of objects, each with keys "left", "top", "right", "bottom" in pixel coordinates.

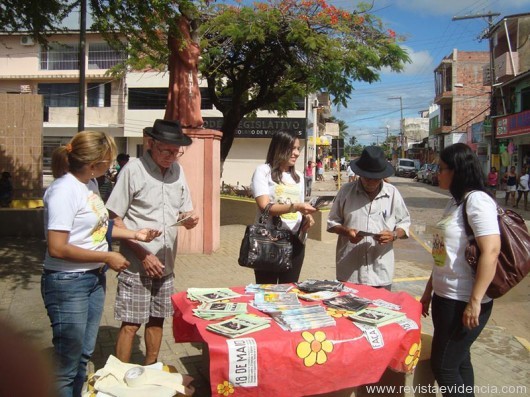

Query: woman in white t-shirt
[
  {"left": 43, "top": 131, "right": 160, "bottom": 397},
  {"left": 250, "top": 132, "right": 317, "bottom": 283},
  {"left": 420, "top": 143, "right": 500, "bottom": 396},
  {"left": 515, "top": 167, "right": 529, "bottom": 210}
]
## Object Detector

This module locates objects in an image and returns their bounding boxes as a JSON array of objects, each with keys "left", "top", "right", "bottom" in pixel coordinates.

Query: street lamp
[{"left": 388, "top": 96, "right": 404, "bottom": 157}]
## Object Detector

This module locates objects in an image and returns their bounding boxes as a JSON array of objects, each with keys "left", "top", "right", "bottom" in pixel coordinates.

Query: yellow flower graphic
[
  {"left": 326, "top": 307, "right": 356, "bottom": 318},
  {"left": 404, "top": 341, "right": 422, "bottom": 371},
  {"left": 217, "top": 380, "right": 234, "bottom": 396},
  {"left": 296, "top": 331, "right": 334, "bottom": 367}
]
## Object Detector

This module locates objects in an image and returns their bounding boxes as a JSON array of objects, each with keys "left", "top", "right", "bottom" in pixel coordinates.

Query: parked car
[
  {"left": 416, "top": 164, "right": 434, "bottom": 182},
  {"left": 395, "top": 158, "right": 417, "bottom": 178},
  {"left": 425, "top": 164, "right": 439, "bottom": 185}
]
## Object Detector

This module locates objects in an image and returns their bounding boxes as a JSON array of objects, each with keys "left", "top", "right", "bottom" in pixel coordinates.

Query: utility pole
[
  {"left": 388, "top": 97, "right": 404, "bottom": 157},
  {"left": 452, "top": 12, "right": 500, "bottom": 167},
  {"left": 78, "top": 0, "right": 87, "bottom": 132}
]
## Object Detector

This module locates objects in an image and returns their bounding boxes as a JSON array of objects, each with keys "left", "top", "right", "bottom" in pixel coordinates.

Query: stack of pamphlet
[
  {"left": 295, "top": 279, "right": 345, "bottom": 293},
  {"left": 187, "top": 287, "right": 242, "bottom": 303},
  {"left": 193, "top": 302, "right": 248, "bottom": 320},
  {"left": 323, "top": 294, "right": 372, "bottom": 313},
  {"left": 309, "top": 195, "right": 336, "bottom": 209},
  {"left": 251, "top": 292, "right": 301, "bottom": 313},
  {"left": 270, "top": 305, "right": 336, "bottom": 332},
  {"left": 244, "top": 283, "right": 293, "bottom": 294},
  {"left": 298, "top": 290, "right": 341, "bottom": 302},
  {"left": 206, "top": 314, "right": 271, "bottom": 338},
  {"left": 348, "top": 306, "right": 406, "bottom": 327}
]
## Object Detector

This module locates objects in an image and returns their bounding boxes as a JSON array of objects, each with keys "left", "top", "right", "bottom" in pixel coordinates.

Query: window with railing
[
  {"left": 128, "top": 87, "right": 214, "bottom": 110},
  {"left": 88, "top": 43, "right": 126, "bottom": 69},
  {"left": 87, "top": 82, "right": 111, "bottom": 107},
  {"left": 40, "top": 43, "right": 79, "bottom": 70},
  {"left": 38, "top": 83, "right": 79, "bottom": 107},
  {"left": 128, "top": 88, "right": 168, "bottom": 109}
]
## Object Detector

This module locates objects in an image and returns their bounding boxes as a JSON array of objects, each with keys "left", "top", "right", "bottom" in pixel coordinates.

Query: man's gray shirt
[
  {"left": 327, "top": 181, "right": 411, "bottom": 286},
  {"left": 106, "top": 152, "right": 193, "bottom": 276}
]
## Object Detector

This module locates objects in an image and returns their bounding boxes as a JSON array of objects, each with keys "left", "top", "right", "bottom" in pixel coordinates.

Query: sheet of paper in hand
[
  {"left": 309, "top": 196, "right": 335, "bottom": 209},
  {"left": 356, "top": 231, "right": 380, "bottom": 238},
  {"left": 171, "top": 214, "right": 192, "bottom": 227}
]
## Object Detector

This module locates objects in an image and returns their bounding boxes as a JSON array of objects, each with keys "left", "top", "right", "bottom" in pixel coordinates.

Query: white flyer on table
[
  {"left": 353, "top": 322, "right": 385, "bottom": 349},
  {"left": 227, "top": 338, "right": 258, "bottom": 387}
]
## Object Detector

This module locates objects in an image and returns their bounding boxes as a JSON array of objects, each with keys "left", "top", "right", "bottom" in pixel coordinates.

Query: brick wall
[{"left": 0, "top": 94, "right": 43, "bottom": 199}]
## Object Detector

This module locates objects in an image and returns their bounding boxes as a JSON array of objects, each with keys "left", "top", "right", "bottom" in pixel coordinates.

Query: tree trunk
[{"left": 219, "top": 109, "right": 244, "bottom": 162}]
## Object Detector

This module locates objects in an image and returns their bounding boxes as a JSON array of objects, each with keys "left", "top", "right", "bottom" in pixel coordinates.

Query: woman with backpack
[{"left": 420, "top": 143, "right": 501, "bottom": 397}]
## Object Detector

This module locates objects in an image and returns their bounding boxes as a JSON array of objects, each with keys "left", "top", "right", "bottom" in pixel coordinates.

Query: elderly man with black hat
[
  {"left": 327, "top": 146, "right": 410, "bottom": 290},
  {"left": 106, "top": 119, "right": 199, "bottom": 365}
]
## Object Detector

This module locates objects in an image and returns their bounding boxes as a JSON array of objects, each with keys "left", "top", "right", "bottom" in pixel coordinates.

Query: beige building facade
[{"left": 0, "top": 32, "right": 330, "bottom": 190}]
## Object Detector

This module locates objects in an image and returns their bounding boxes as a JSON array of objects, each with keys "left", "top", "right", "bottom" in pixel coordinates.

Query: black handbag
[{"left": 238, "top": 203, "right": 294, "bottom": 273}]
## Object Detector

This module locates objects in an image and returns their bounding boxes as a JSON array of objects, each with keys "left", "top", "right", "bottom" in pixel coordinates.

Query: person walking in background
[
  {"left": 420, "top": 143, "right": 500, "bottom": 397},
  {"left": 0, "top": 171, "right": 13, "bottom": 207},
  {"left": 116, "top": 153, "right": 130, "bottom": 174},
  {"left": 42, "top": 131, "right": 159, "bottom": 397},
  {"left": 106, "top": 119, "right": 199, "bottom": 366},
  {"left": 346, "top": 161, "right": 357, "bottom": 182},
  {"left": 486, "top": 166, "right": 498, "bottom": 200},
  {"left": 327, "top": 146, "right": 410, "bottom": 291},
  {"left": 503, "top": 165, "right": 517, "bottom": 207},
  {"left": 96, "top": 173, "right": 114, "bottom": 203},
  {"left": 304, "top": 160, "right": 314, "bottom": 197},
  {"left": 316, "top": 158, "right": 324, "bottom": 181},
  {"left": 250, "top": 131, "right": 316, "bottom": 283},
  {"left": 515, "top": 167, "right": 529, "bottom": 210}
]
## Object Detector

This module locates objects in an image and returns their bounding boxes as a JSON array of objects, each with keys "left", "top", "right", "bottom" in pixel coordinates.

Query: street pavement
[{"left": 0, "top": 171, "right": 528, "bottom": 396}]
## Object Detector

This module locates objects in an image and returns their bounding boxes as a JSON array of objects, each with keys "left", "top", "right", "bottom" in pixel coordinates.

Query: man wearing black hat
[
  {"left": 327, "top": 146, "right": 411, "bottom": 290},
  {"left": 106, "top": 119, "right": 199, "bottom": 364}
]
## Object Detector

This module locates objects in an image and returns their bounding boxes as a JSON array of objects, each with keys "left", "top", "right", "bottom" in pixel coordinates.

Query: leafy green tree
[
  {"left": 0, "top": 0, "right": 76, "bottom": 43},
  {"left": 91, "top": 0, "right": 410, "bottom": 161}
]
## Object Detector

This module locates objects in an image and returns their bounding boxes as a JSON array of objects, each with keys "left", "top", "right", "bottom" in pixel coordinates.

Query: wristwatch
[{"left": 392, "top": 231, "right": 398, "bottom": 241}]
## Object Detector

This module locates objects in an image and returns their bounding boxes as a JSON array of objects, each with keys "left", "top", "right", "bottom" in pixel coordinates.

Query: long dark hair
[
  {"left": 266, "top": 131, "right": 300, "bottom": 184},
  {"left": 439, "top": 143, "right": 488, "bottom": 203}
]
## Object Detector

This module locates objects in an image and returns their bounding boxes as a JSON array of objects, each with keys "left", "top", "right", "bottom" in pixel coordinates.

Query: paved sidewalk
[{"left": 0, "top": 172, "right": 528, "bottom": 396}]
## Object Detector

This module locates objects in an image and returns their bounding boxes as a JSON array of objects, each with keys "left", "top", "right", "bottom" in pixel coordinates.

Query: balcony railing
[{"left": 494, "top": 51, "right": 519, "bottom": 81}]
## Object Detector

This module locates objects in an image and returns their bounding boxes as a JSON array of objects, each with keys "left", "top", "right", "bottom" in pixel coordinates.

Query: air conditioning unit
[{"left": 20, "top": 36, "right": 35, "bottom": 46}]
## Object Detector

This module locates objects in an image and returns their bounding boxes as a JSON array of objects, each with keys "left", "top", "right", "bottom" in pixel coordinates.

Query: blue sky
[{"left": 330, "top": 0, "right": 530, "bottom": 145}]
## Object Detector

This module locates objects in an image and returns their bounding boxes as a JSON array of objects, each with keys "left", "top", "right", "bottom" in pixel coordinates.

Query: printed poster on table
[{"left": 227, "top": 338, "right": 259, "bottom": 387}]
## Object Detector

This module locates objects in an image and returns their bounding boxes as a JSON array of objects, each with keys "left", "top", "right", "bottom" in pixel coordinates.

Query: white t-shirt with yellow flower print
[
  {"left": 251, "top": 163, "right": 304, "bottom": 232},
  {"left": 44, "top": 172, "right": 109, "bottom": 272}
]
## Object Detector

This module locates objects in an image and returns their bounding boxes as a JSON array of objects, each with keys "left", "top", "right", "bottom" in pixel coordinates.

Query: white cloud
[{"left": 381, "top": 45, "right": 434, "bottom": 76}]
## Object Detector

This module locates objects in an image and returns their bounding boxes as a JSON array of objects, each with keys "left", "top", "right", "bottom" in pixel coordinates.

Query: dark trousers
[
  {"left": 305, "top": 177, "right": 312, "bottom": 197},
  {"left": 430, "top": 294, "right": 493, "bottom": 397},
  {"left": 254, "top": 237, "right": 305, "bottom": 284}
]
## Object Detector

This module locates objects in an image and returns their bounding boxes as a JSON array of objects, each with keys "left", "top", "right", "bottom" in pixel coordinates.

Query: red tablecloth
[{"left": 172, "top": 284, "right": 422, "bottom": 397}]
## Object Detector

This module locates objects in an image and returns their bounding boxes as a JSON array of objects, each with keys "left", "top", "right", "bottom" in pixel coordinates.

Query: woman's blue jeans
[
  {"left": 431, "top": 294, "right": 493, "bottom": 397},
  {"left": 41, "top": 270, "right": 106, "bottom": 397}
]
